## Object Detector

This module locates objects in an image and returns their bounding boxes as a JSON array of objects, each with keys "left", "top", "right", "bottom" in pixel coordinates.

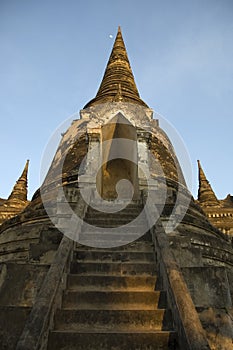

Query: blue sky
[{"left": 0, "top": 0, "right": 232, "bottom": 199}]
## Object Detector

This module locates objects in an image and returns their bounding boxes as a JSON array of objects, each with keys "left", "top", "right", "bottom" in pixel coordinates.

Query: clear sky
[{"left": 0, "top": 0, "right": 232, "bottom": 200}]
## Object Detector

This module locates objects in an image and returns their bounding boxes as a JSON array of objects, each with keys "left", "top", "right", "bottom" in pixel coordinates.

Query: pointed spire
[
  {"left": 8, "top": 160, "right": 29, "bottom": 202},
  {"left": 84, "top": 27, "right": 148, "bottom": 108},
  {"left": 197, "top": 160, "right": 219, "bottom": 206}
]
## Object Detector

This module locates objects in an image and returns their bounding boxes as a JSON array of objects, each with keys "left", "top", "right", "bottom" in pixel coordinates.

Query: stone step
[
  {"left": 84, "top": 217, "right": 146, "bottom": 226},
  {"left": 76, "top": 242, "right": 144, "bottom": 250},
  {"left": 85, "top": 211, "right": 142, "bottom": 219},
  {"left": 77, "top": 241, "right": 142, "bottom": 249},
  {"left": 81, "top": 223, "right": 148, "bottom": 230},
  {"left": 79, "top": 230, "right": 145, "bottom": 237},
  {"left": 76, "top": 238, "right": 152, "bottom": 249},
  {"left": 78, "top": 232, "right": 147, "bottom": 243},
  {"left": 48, "top": 330, "right": 178, "bottom": 350},
  {"left": 70, "top": 261, "right": 156, "bottom": 275},
  {"left": 85, "top": 206, "right": 144, "bottom": 213},
  {"left": 77, "top": 231, "right": 152, "bottom": 244},
  {"left": 54, "top": 309, "right": 165, "bottom": 331},
  {"left": 73, "top": 250, "right": 155, "bottom": 262},
  {"left": 62, "top": 290, "right": 166, "bottom": 310},
  {"left": 86, "top": 209, "right": 142, "bottom": 215},
  {"left": 87, "top": 202, "right": 142, "bottom": 210},
  {"left": 75, "top": 240, "right": 154, "bottom": 252},
  {"left": 67, "top": 274, "right": 157, "bottom": 291},
  {"left": 85, "top": 211, "right": 143, "bottom": 221}
]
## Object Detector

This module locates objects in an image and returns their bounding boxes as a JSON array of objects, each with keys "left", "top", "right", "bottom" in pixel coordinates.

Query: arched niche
[{"left": 97, "top": 113, "right": 139, "bottom": 200}]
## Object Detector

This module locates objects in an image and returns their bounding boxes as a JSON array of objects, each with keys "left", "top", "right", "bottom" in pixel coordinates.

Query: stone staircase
[
  {"left": 78, "top": 202, "right": 150, "bottom": 247},
  {"left": 48, "top": 202, "right": 178, "bottom": 349}
]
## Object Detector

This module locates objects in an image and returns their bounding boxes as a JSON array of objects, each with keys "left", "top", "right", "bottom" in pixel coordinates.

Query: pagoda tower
[
  {"left": 0, "top": 28, "right": 233, "bottom": 350},
  {"left": 197, "top": 160, "right": 233, "bottom": 236},
  {"left": 0, "top": 160, "right": 29, "bottom": 224}
]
